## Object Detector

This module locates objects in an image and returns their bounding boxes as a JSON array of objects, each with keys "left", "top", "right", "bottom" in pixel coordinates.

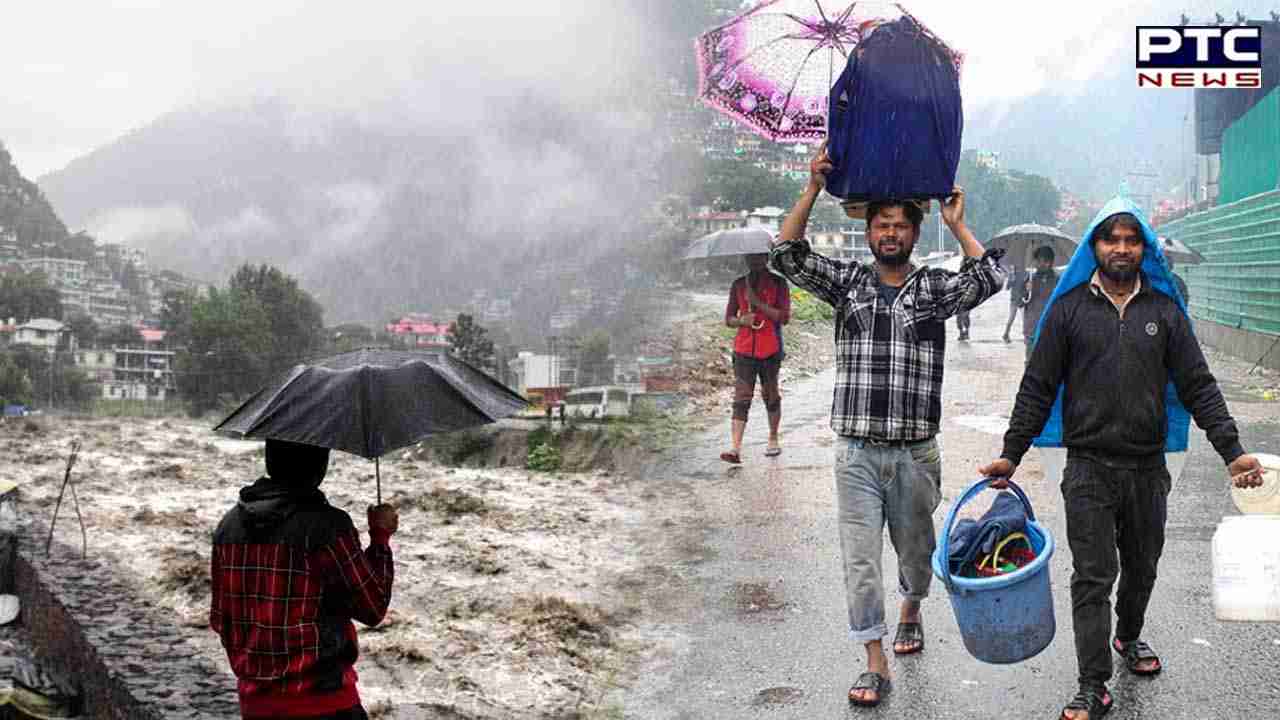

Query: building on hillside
[
  {"left": 746, "top": 206, "right": 785, "bottom": 232},
  {"left": 809, "top": 224, "right": 865, "bottom": 261},
  {"left": 59, "top": 283, "right": 134, "bottom": 327},
  {"left": 385, "top": 315, "right": 453, "bottom": 348},
  {"left": 690, "top": 210, "right": 745, "bottom": 234},
  {"left": 13, "top": 318, "right": 71, "bottom": 351},
  {"left": 18, "top": 257, "right": 86, "bottom": 286},
  {"left": 75, "top": 342, "right": 177, "bottom": 401}
]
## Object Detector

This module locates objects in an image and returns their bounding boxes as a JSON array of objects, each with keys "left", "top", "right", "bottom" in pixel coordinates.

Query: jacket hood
[
  {"left": 1029, "top": 193, "right": 1192, "bottom": 453},
  {"left": 237, "top": 476, "right": 328, "bottom": 533},
  {"left": 1042, "top": 195, "right": 1187, "bottom": 321}
]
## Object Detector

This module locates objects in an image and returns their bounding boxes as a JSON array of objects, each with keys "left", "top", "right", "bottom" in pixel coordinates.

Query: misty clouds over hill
[
  {"left": 963, "top": 51, "right": 1192, "bottom": 201},
  {"left": 39, "top": 96, "right": 664, "bottom": 324}
]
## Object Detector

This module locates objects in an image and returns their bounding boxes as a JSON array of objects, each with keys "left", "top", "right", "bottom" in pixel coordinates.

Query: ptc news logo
[{"left": 1137, "top": 26, "right": 1262, "bottom": 88}]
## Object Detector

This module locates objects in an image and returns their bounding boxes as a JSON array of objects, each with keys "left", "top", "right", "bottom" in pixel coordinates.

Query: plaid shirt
[
  {"left": 771, "top": 238, "right": 1005, "bottom": 440},
  {"left": 211, "top": 500, "right": 393, "bottom": 717}
]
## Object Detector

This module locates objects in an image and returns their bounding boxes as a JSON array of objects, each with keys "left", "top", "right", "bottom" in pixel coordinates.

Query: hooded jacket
[
  {"left": 210, "top": 440, "right": 393, "bottom": 718},
  {"left": 1000, "top": 196, "right": 1243, "bottom": 468}
]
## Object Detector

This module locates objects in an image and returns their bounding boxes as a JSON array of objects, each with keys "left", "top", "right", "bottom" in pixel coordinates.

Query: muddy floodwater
[{"left": 5, "top": 415, "right": 670, "bottom": 718}]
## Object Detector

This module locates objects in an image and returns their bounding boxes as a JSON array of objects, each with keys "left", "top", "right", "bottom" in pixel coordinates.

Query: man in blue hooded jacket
[{"left": 980, "top": 205, "right": 1263, "bottom": 720}]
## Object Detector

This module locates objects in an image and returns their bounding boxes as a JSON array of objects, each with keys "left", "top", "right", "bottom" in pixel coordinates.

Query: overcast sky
[{"left": 0, "top": 0, "right": 1249, "bottom": 179}]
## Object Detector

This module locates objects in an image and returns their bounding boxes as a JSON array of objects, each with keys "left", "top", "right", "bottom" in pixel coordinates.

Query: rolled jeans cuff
[
  {"left": 899, "top": 584, "right": 931, "bottom": 601},
  {"left": 848, "top": 622, "right": 888, "bottom": 643}
]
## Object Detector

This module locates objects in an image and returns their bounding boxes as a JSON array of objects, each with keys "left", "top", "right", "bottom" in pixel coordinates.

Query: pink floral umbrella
[{"left": 695, "top": 1, "right": 958, "bottom": 143}]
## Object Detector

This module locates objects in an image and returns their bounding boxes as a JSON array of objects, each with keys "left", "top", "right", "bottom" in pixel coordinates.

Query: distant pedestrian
[
  {"left": 720, "top": 253, "right": 791, "bottom": 463},
  {"left": 955, "top": 309, "right": 971, "bottom": 341},
  {"left": 1020, "top": 245, "right": 1059, "bottom": 361},
  {"left": 1168, "top": 257, "right": 1190, "bottom": 305},
  {"left": 981, "top": 201, "right": 1264, "bottom": 720},
  {"left": 770, "top": 142, "right": 1005, "bottom": 708},
  {"left": 211, "top": 439, "right": 397, "bottom": 720},
  {"left": 1002, "top": 265, "right": 1028, "bottom": 343}
]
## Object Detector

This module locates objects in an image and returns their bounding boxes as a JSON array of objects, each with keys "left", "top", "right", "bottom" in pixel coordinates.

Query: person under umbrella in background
[
  {"left": 211, "top": 439, "right": 398, "bottom": 720},
  {"left": 1003, "top": 264, "right": 1028, "bottom": 343},
  {"left": 955, "top": 308, "right": 971, "bottom": 341},
  {"left": 1168, "top": 256, "right": 1190, "bottom": 305},
  {"left": 1020, "top": 245, "right": 1059, "bottom": 361},
  {"left": 721, "top": 253, "right": 791, "bottom": 463}
]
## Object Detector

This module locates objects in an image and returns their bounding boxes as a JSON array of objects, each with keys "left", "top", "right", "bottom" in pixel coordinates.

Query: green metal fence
[
  {"left": 1219, "top": 87, "right": 1280, "bottom": 205},
  {"left": 1157, "top": 189, "right": 1280, "bottom": 336}
]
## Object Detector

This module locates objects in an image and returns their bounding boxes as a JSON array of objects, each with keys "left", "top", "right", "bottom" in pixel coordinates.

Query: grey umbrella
[
  {"left": 214, "top": 348, "right": 528, "bottom": 502},
  {"left": 1158, "top": 235, "right": 1205, "bottom": 265},
  {"left": 683, "top": 226, "right": 774, "bottom": 260},
  {"left": 989, "top": 223, "right": 1078, "bottom": 269}
]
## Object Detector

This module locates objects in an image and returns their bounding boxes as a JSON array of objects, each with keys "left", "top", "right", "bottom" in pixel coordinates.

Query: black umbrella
[
  {"left": 989, "top": 223, "right": 1078, "bottom": 269},
  {"left": 214, "top": 349, "right": 528, "bottom": 502}
]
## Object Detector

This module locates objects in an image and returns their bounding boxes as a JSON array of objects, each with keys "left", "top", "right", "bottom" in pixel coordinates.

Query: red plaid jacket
[{"left": 210, "top": 480, "right": 393, "bottom": 718}]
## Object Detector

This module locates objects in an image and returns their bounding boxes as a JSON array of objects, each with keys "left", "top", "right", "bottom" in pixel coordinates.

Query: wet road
[{"left": 621, "top": 296, "right": 1280, "bottom": 719}]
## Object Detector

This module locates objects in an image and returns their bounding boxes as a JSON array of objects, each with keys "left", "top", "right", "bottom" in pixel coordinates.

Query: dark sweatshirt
[{"left": 1002, "top": 275, "right": 1243, "bottom": 468}]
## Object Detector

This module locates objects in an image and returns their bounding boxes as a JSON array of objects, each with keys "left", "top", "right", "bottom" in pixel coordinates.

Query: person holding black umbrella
[{"left": 211, "top": 439, "right": 399, "bottom": 720}]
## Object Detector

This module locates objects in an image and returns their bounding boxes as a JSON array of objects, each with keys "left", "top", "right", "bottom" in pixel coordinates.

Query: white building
[
  {"left": 746, "top": 206, "right": 786, "bottom": 231},
  {"left": 74, "top": 344, "right": 177, "bottom": 401},
  {"left": 18, "top": 257, "right": 86, "bottom": 286},
  {"left": 13, "top": 318, "right": 70, "bottom": 351},
  {"left": 508, "top": 351, "right": 576, "bottom": 394}
]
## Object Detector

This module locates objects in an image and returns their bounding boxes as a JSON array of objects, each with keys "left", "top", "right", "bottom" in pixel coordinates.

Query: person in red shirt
[
  {"left": 211, "top": 439, "right": 398, "bottom": 720},
  {"left": 720, "top": 252, "right": 791, "bottom": 464}
]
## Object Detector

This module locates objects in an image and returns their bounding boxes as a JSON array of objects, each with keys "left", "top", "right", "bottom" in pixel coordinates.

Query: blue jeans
[{"left": 834, "top": 437, "right": 943, "bottom": 643}]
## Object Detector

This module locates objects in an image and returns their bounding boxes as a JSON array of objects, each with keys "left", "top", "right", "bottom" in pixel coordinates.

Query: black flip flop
[
  {"left": 1113, "top": 638, "right": 1162, "bottom": 675},
  {"left": 848, "top": 671, "right": 891, "bottom": 707},
  {"left": 1060, "top": 687, "right": 1112, "bottom": 719},
  {"left": 893, "top": 621, "right": 924, "bottom": 655}
]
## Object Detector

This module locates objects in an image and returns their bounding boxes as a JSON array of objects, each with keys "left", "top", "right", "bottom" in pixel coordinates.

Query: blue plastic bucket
[{"left": 931, "top": 478, "right": 1056, "bottom": 664}]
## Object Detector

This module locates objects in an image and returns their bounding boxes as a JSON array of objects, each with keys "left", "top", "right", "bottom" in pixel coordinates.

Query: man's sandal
[
  {"left": 847, "top": 671, "right": 891, "bottom": 707},
  {"left": 893, "top": 621, "right": 924, "bottom": 655},
  {"left": 764, "top": 445, "right": 781, "bottom": 457},
  {"left": 719, "top": 450, "right": 741, "bottom": 465},
  {"left": 1060, "top": 687, "right": 1113, "bottom": 719},
  {"left": 1112, "top": 638, "right": 1162, "bottom": 675}
]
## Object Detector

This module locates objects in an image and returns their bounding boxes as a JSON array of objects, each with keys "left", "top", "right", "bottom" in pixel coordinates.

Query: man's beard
[
  {"left": 871, "top": 240, "right": 913, "bottom": 266},
  {"left": 1097, "top": 259, "right": 1138, "bottom": 283}
]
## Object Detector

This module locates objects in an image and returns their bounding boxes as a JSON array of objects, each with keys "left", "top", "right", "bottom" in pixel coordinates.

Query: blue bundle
[{"left": 825, "top": 16, "right": 963, "bottom": 202}]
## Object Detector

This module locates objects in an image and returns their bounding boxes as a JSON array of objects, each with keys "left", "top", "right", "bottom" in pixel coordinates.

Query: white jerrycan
[{"left": 1213, "top": 515, "right": 1280, "bottom": 622}]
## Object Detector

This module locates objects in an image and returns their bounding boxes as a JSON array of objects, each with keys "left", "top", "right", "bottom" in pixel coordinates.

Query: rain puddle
[{"left": 950, "top": 415, "right": 1010, "bottom": 435}]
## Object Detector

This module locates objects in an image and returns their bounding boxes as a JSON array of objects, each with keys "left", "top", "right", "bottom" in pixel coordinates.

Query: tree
[
  {"left": 100, "top": 323, "right": 144, "bottom": 348},
  {"left": 159, "top": 289, "right": 197, "bottom": 348},
  {"left": 176, "top": 287, "right": 274, "bottom": 414},
  {"left": 954, "top": 154, "right": 1062, "bottom": 245},
  {"left": 5, "top": 345, "right": 94, "bottom": 410},
  {"left": 229, "top": 264, "right": 325, "bottom": 371},
  {"left": 65, "top": 314, "right": 99, "bottom": 348},
  {"left": 448, "top": 314, "right": 495, "bottom": 371},
  {"left": 174, "top": 265, "right": 324, "bottom": 414},
  {"left": 0, "top": 353, "right": 32, "bottom": 407},
  {"left": 576, "top": 331, "right": 613, "bottom": 386},
  {"left": 690, "top": 158, "right": 805, "bottom": 212},
  {"left": 0, "top": 271, "right": 62, "bottom": 323}
]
